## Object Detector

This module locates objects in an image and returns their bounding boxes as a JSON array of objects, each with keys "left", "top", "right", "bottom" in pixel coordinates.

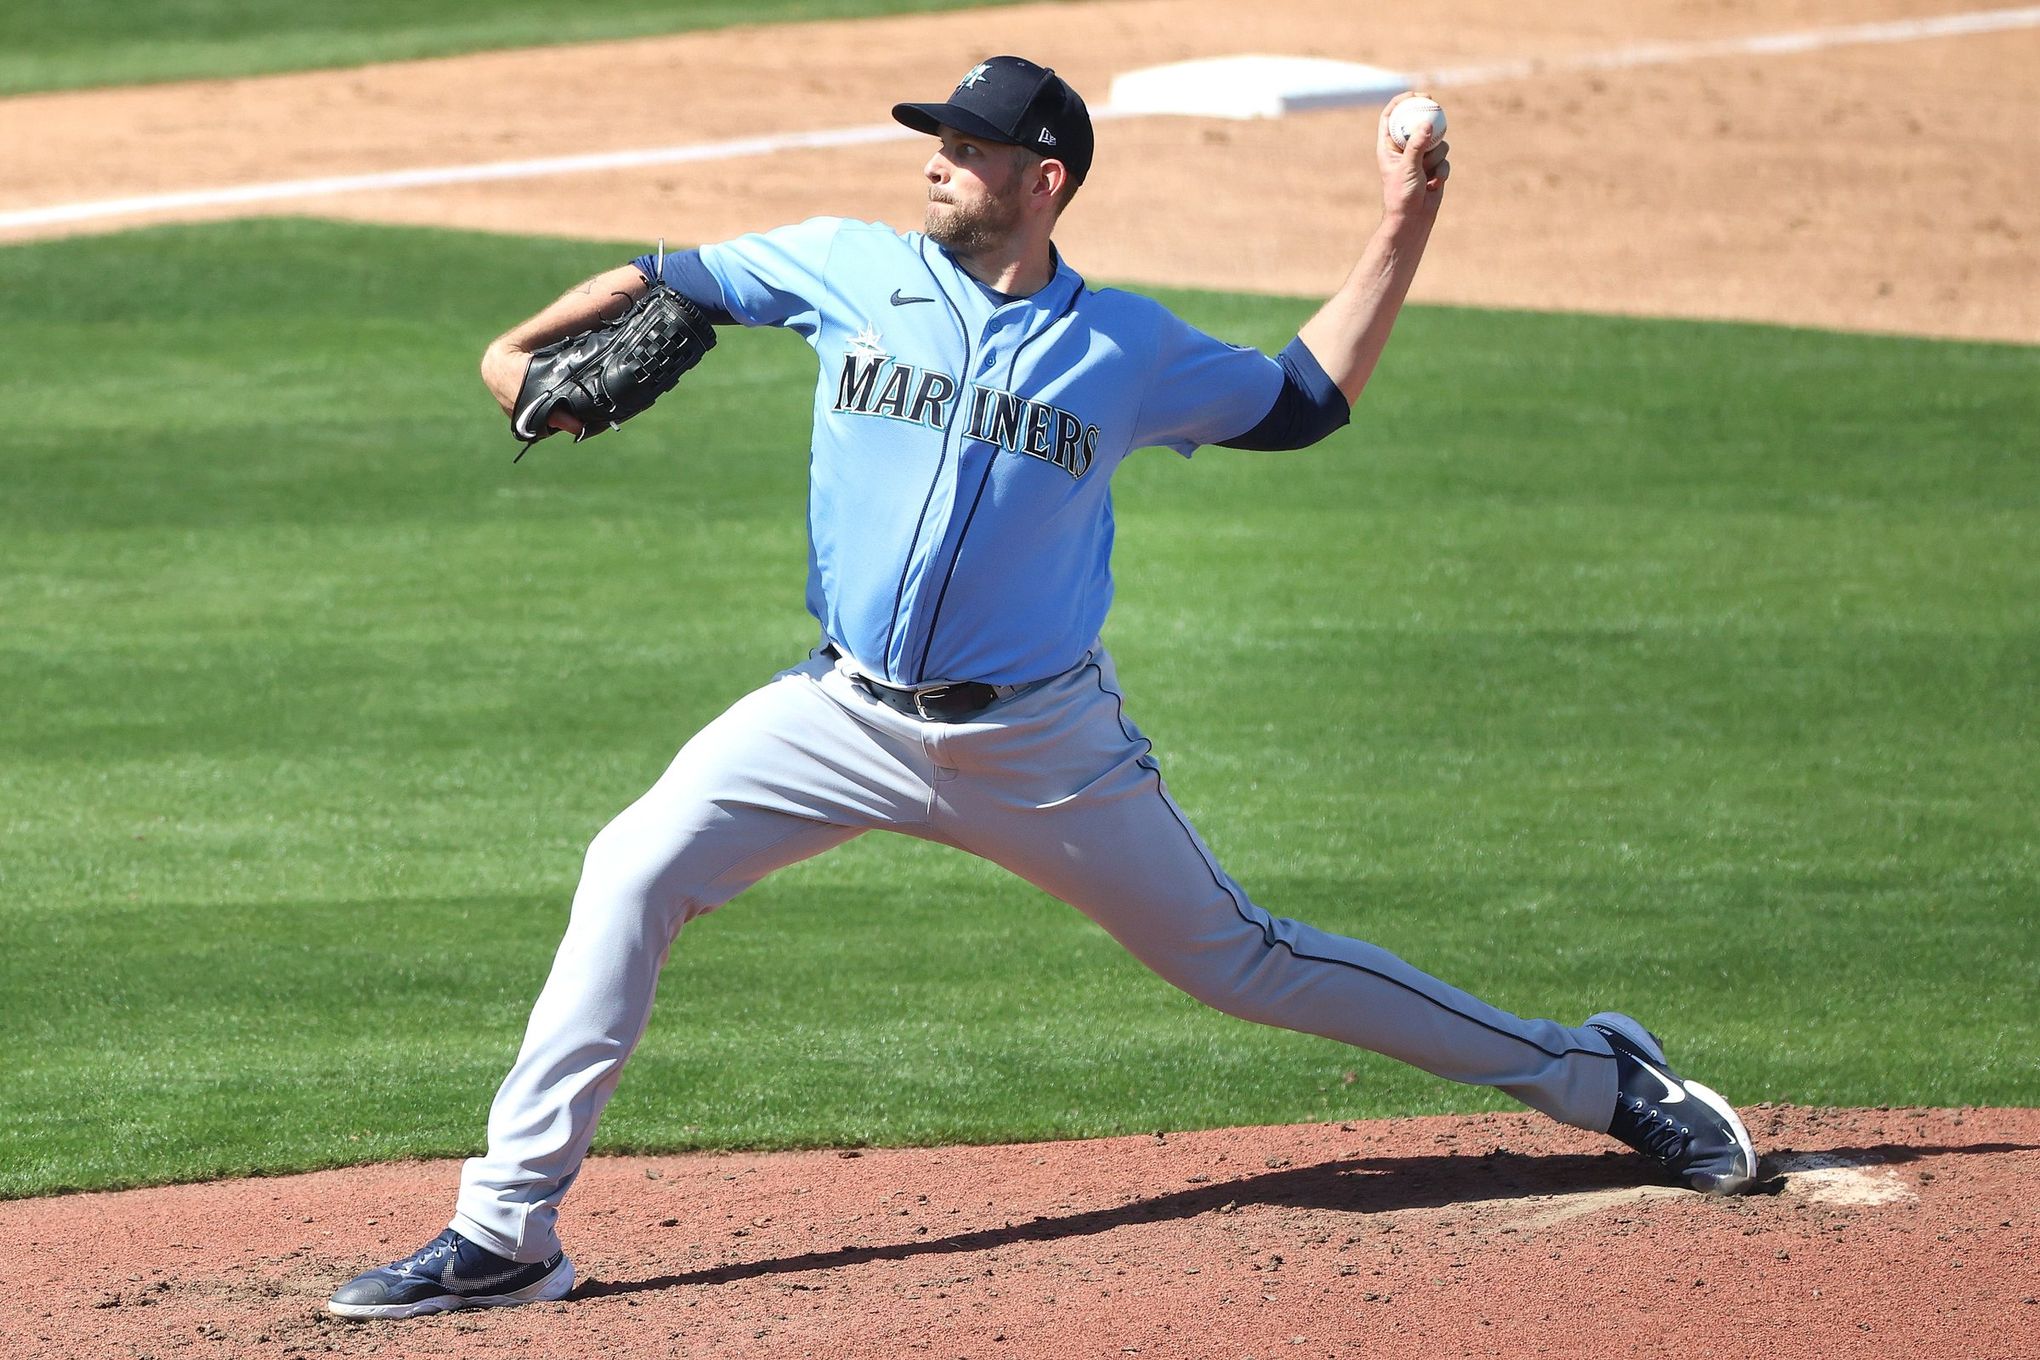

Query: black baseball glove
[{"left": 511, "top": 282, "right": 717, "bottom": 461}]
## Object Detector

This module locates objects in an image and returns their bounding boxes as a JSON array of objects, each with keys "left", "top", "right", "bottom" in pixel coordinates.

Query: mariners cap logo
[{"left": 890, "top": 54, "right": 1095, "bottom": 185}]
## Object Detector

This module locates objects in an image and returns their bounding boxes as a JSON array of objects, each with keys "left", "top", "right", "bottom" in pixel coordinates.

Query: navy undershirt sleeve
[
  {"left": 1217, "top": 336, "right": 1352, "bottom": 451},
  {"left": 629, "top": 248, "right": 737, "bottom": 326}
]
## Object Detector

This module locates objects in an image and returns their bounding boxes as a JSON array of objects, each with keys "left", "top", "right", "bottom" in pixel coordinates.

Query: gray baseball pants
[{"left": 452, "top": 647, "right": 1621, "bottom": 1262}]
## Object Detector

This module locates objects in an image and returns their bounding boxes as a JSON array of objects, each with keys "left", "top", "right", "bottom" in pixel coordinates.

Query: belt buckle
[{"left": 912, "top": 685, "right": 953, "bottom": 721}]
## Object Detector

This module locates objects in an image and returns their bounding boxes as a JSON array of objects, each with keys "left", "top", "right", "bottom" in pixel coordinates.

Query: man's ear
[{"left": 1034, "top": 157, "right": 1069, "bottom": 208}]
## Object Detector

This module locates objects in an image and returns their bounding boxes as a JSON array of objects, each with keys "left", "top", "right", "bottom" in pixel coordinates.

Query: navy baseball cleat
[
  {"left": 1588, "top": 1012, "right": 1758, "bottom": 1195},
  {"left": 326, "top": 1228, "right": 574, "bottom": 1320}
]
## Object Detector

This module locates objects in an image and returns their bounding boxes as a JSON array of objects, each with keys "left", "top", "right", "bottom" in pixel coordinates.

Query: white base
[{"left": 1105, "top": 55, "right": 1413, "bottom": 121}]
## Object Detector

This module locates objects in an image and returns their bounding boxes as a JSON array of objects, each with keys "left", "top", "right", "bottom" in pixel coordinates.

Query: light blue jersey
[{"left": 683, "top": 217, "right": 1288, "bottom": 688}]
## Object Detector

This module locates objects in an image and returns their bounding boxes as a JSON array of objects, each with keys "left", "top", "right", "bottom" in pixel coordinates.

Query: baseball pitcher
[{"left": 329, "top": 56, "right": 1755, "bottom": 1320}]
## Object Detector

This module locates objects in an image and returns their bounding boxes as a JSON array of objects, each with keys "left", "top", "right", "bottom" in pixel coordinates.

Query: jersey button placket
[
  {"left": 890, "top": 301, "right": 981, "bottom": 681},
  {"left": 978, "top": 310, "right": 1016, "bottom": 379}
]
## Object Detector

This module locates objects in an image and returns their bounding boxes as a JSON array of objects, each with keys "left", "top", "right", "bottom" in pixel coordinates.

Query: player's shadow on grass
[{"left": 573, "top": 1138, "right": 2029, "bottom": 1301}]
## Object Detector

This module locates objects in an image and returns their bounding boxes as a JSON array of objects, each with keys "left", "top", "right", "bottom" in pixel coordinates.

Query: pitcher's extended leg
[
  {"left": 931, "top": 658, "right": 1619, "bottom": 1130},
  {"left": 452, "top": 662, "right": 933, "bottom": 1261}
]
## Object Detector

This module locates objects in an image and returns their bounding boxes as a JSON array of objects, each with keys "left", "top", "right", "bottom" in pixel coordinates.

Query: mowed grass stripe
[
  {"left": 0, "top": 218, "right": 2033, "bottom": 1198},
  {"left": 0, "top": 0, "right": 1020, "bottom": 96}
]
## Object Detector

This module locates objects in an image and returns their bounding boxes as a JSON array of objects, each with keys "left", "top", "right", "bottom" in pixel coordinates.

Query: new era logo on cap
[{"left": 891, "top": 55, "right": 1095, "bottom": 184}]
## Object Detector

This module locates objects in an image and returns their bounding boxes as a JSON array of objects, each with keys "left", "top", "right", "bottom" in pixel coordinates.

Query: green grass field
[
  {"left": 0, "top": 0, "right": 1019, "bottom": 95},
  {"left": 1, "top": 218, "right": 2034, "bottom": 1200}
]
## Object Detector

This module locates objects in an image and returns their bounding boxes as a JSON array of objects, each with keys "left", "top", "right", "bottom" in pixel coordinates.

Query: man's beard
[{"left": 924, "top": 188, "right": 1021, "bottom": 255}]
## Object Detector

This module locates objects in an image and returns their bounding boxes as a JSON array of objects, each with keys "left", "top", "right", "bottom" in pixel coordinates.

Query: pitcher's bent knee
[{"left": 571, "top": 808, "right": 723, "bottom": 943}]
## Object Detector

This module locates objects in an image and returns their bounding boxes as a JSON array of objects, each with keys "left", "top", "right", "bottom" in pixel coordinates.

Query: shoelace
[
  {"left": 394, "top": 1237, "right": 456, "bottom": 1274},
  {"left": 1620, "top": 1097, "right": 1693, "bottom": 1165}
]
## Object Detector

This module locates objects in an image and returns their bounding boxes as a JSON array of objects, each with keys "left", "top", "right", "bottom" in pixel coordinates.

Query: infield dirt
[
  {"left": 7, "top": 1107, "right": 2037, "bottom": 1358},
  {"left": 3, "top": 2, "right": 2036, "bottom": 1357},
  {"left": 2, "top": 0, "right": 2037, "bottom": 341}
]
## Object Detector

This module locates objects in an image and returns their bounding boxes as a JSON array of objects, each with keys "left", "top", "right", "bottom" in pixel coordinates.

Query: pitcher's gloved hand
[{"left": 511, "top": 284, "right": 717, "bottom": 461}]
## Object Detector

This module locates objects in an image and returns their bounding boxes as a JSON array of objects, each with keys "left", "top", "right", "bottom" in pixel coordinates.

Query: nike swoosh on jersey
[{"left": 890, "top": 289, "right": 935, "bottom": 306}]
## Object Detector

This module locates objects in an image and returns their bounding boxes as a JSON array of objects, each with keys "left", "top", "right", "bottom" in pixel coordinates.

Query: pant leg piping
[{"left": 1084, "top": 663, "right": 1604, "bottom": 1067}]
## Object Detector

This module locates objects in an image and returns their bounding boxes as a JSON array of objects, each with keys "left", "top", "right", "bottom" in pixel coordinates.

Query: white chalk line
[
  {"left": 5, "top": 5, "right": 2038, "bottom": 233},
  {"left": 0, "top": 122, "right": 922, "bottom": 231},
  {"left": 1419, "top": 5, "right": 2040, "bottom": 88}
]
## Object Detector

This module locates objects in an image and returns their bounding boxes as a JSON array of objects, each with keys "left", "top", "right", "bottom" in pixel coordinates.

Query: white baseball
[{"left": 1388, "top": 96, "right": 1446, "bottom": 151}]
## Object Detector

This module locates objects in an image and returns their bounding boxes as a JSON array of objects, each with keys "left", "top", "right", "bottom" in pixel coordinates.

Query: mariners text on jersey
[{"left": 833, "top": 347, "right": 1101, "bottom": 479}]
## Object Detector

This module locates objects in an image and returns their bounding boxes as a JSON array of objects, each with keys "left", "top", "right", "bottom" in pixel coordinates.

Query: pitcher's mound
[{"left": 8, "top": 1105, "right": 2036, "bottom": 1358}]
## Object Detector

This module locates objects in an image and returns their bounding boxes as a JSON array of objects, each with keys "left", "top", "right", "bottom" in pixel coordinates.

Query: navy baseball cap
[{"left": 893, "top": 55, "right": 1094, "bottom": 184}]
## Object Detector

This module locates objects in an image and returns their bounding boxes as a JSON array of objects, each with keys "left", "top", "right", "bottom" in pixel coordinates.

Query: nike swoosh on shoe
[
  {"left": 442, "top": 1258, "right": 542, "bottom": 1292},
  {"left": 1626, "top": 1054, "right": 1687, "bottom": 1104}
]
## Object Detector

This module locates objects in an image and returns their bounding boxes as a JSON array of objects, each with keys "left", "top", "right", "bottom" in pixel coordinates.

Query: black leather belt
[
  {"left": 856, "top": 676, "right": 1003, "bottom": 722},
  {"left": 822, "top": 644, "right": 1005, "bottom": 722}
]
